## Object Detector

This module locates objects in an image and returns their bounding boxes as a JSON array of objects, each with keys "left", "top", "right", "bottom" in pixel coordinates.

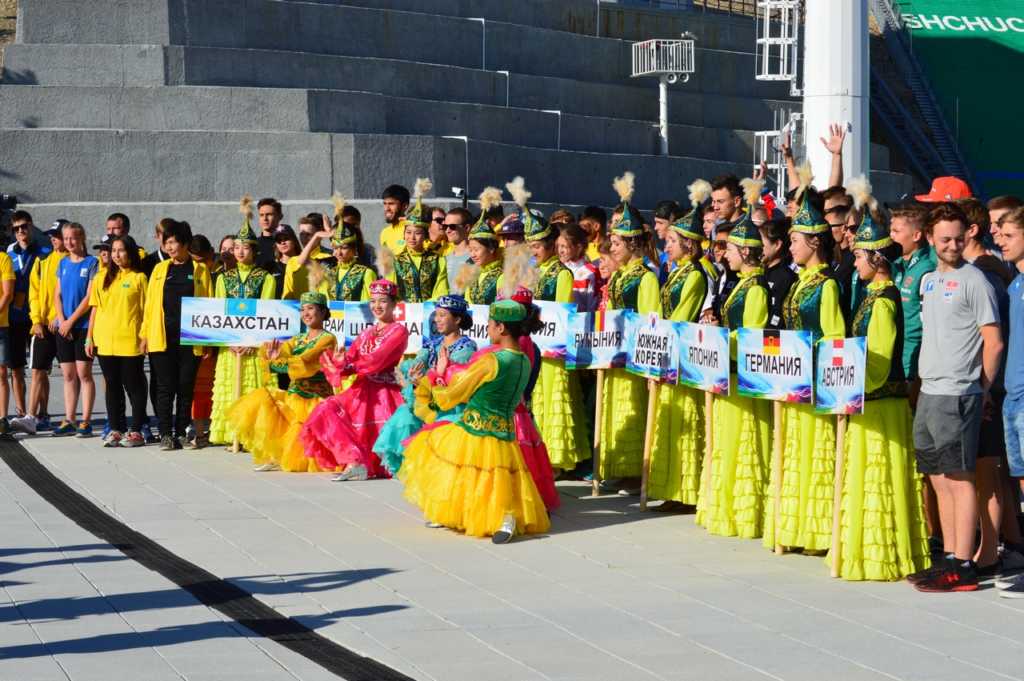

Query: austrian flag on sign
[{"left": 831, "top": 339, "right": 845, "bottom": 367}]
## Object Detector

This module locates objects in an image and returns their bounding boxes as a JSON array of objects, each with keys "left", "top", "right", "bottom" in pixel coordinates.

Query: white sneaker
[
  {"left": 331, "top": 464, "right": 368, "bottom": 482},
  {"left": 253, "top": 462, "right": 279, "bottom": 472},
  {"left": 492, "top": 513, "right": 516, "bottom": 544},
  {"left": 425, "top": 521, "right": 444, "bottom": 528},
  {"left": 9, "top": 415, "right": 37, "bottom": 435},
  {"left": 995, "top": 572, "right": 1024, "bottom": 590}
]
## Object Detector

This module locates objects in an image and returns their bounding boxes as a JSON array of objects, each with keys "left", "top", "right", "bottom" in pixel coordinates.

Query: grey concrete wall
[
  {"left": 1, "top": 44, "right": 167, "bottom": 86},
  {"left": 15, "top": 0, "right": 171, "bottom": 45}
]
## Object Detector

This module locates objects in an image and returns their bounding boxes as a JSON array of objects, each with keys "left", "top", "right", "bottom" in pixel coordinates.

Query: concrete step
[
  {"left": 15, "top": 0, "right": 760, "bottom": 55},
  {"left": 2, "top": 127, "right": 909, "bottom": 210},
  {"left": 0, "top": 85, "right": 758, "bottom": 161},
  {"left": 12, "top": 1, "right": 784, "bottom": 96},
  {"left": 1, "top": 44, "right": 791, "bottom": 131}
]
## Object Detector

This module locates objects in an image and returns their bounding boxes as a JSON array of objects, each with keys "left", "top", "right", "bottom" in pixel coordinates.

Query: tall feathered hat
[
  {"left": 508, "top": 176, "right": 551, "bottom": 242},
  {"left": 404, "top": 177, "right": 432, "bottom": 229},
  {"left": 468, "top": 186, "right": 503, "bottom": 242},
  {"left": 848, "top": 175, "right": 892, "bottom": 251},
  {"left": 611, "top": 172, "right": 644, "bottom": 238},
  {"left": 236, "top": 195, "right": 258, "bottom": 244},
  {"left": 790, "top": 161, "right": 829, "bottom": 235},
  {"left": 670, "top": 178, "right": 711, "bottom": 242},
  {"left": 329, "top": 194, "right": 358, "bottom": 247},
  {"left": 729, "top": 178, "right": 765, "bottom": 248}
]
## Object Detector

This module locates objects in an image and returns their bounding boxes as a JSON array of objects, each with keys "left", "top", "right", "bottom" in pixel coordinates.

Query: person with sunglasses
[
  {"left": 824, "top": 186, "right": 858, "bottom": 324},
  {"left": 441, "top": 207, "right": 472, "bottom": 290},
  {"left": 5, "top": 212, "right": 47, "bottom": 425},
  {"left": 427, "top": 206, "right": 452, "bottom": 256}
]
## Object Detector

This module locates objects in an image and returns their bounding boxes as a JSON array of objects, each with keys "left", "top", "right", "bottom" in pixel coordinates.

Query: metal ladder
[{"left": 869, "top": 0, "right": 974, "bottom": 186}]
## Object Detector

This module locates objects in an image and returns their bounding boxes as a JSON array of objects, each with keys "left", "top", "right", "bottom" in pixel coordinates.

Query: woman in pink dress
[{"left": 301, "top": 279, "right": 408, "bottom": 481}]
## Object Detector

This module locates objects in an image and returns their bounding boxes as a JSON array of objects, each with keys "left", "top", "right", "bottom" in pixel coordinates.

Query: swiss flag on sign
[{"left": 393, "top": 303, "right": 406, "bottom": 322}]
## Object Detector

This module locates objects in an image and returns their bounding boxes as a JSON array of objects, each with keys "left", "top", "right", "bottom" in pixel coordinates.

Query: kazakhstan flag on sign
[{"left": 226, "top": 298, "right": 257, "bottom": 316}]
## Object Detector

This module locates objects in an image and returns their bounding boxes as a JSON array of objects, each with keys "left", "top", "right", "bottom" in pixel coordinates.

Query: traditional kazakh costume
[
  {"left": 521, "top": 196, "right": 590, "bottom": 472},
  {"left": 209, "top": 210, "right": 276, "bottom": 445},
  {"left": 228, "top": 293, "right": 338, "bottom": 472},
  {"left": 696, "top": 203, "right": 773, "bottom": 537},
  {"left": 399, "top": 300, "right": 551, "bottom": 539},
  {"left": 372, "top": 295, "right": 477, "bottom": 476},
  {"left": 388, "top": 178, "right": 449, "bottom": 302},
  {"left": 598, "top": 175, "right": 660, "bottom": 480},
  {"left": 827, "top": 178, "right": 929, "bottom": 580},
  {"left": 300, "top": 279, "right": 408, "bottom": 479},
  {"left": 763, "top": 184, "right": 847, "bottom": 552},
  {"left": 311, "top": 219, "right": 375, "bottom": 302},
  {"left": 647, "top": 202, "right": 709, "bottom": 506},
  {"left": 464, "top": 190, "right": 505, "bottom": 305}
]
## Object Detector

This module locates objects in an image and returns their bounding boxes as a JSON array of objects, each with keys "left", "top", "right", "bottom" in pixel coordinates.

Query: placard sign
[
  {"left": 676, "top": 321, "right": 730, "bottom": 395},
  {"left": 325, "top": 302, "right": 345, "bottom": 342},
  {"left": 624, "top": 311, "right": 678, "bottom": 383},
  {"left": 532, "top": 301, "right": 576, "bottom": 359},
  {"left": 180, "top": 297, "right": 299, "bottom": 347},
  {"left": 736, "top": 328, "right": 814, "bottom": 403},
  {"left": 565, "top": 309, "right": 627, "bottom": 370},
  {"left": 815, "top": 337, "right": 867, "bottom": 415},
  {"left": 462, "top": 304, "right": 492, "bottom": 350},
  {"left": 342, "top": 302, "right": 428, "bottom": 352}
]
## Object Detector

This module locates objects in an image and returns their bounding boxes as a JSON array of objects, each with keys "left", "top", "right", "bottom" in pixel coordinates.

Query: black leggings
[
  {"left": 149, "top": 345, "right": 199, "bottom": 438},
  {"left": 97, "top": 355, "right": 148, "bottom": 433}
]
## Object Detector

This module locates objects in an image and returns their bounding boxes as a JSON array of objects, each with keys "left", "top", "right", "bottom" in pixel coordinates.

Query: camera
[
  {"left": 451, "top": 187, "right": 465, "bottom": 199},
  {"left": 0, "top": 194, "right": 16, "bottom": 211}
]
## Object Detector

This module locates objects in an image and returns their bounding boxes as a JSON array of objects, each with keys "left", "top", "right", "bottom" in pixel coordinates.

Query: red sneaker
[{"left": 914, "top": 565, "right": 979, "bottom": 592}]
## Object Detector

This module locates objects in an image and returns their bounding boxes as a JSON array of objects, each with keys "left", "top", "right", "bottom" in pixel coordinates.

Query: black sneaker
[
  {"left": 0, "top": 418, "right": 11, "bottom": 439},
  {"left": 159, "top": 435, "right": 182, "bottom": 451},
  {"left": 907, "top": 556, "right": 950, "bottom": 584},
  {"left": 914, "top": 562, "right": 979, "bottom": 593},
  {"left": 977, "top": 559, "right": 1002, "bottom": 579}
]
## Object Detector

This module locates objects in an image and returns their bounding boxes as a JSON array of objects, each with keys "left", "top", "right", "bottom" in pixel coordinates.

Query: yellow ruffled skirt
[
  {"left": 763, "top": 402, "right": 836, "bottom": 552},
  {"left": 598, "top": 368, "right": 647, "bottom": 479},
  {"left": 399, "top": 423, "right": 550, "bottom": 538},
  {"left": 647, "top": 383, "right": 704, "bottom": 504},
  {"left": 533, "top": 358, "right": 590, "bottom": 471},
  {"left": 696, "top": 380, "right": 772, "bottom": 538},
  {"left": 210, "top": 349, "right": 271, "bottom": 445},
  {"left": 827, "top": 398, "right": 930, "bottom": 580},
  {"left": 227, "top": 387, "right": 324, "bottom": 472}
]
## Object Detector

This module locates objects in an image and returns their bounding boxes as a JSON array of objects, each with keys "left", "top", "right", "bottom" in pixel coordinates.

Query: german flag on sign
[{"left": 763, "top": 329, "right": 781, "bottom": 356}]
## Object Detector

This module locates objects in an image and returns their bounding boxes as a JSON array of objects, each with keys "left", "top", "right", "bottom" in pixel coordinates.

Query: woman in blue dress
[{"left": 372, "top": 295, "right": 477, "bottom": 475}]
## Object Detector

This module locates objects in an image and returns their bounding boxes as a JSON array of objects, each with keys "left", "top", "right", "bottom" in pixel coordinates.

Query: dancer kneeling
[
  {"left": 372, "top": 295, "right": 477, "bottom": 476},
  {"left": 399, "top": 300, "right": 551, "bottom": 543},
  {"left": 228, "top": 292, "right": 337, "bottom": 472},
  {"left": 301, "top": 279, "right": 408, "bottom": 481}
]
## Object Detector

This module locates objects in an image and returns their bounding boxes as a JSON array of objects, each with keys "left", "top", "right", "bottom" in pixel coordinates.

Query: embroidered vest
[
  {"left": 459, "top": 350, "right": 530, "bottom": 441},
  {"left": 782, "top": 267, "right": 834, "bottom": 338},
  {"left": 468, "top": 261, "right": 502, "bottom": 305},
  {"left": 852, "top": 283, "right": 908, "bottom": 399},
  {"left": 721, "top": 272, "right": 767, "bottom": 331},
  {"left": 221, "top": 266, "right": 270, "bottom": 299},
  {"left": 660, "top": 260, "right": 705, "bottom": 320},
  {"left": 278, "top": 333, "right": 333, "bottom": 399},
  {"left": 608, "top": 261, "right": 650, "bottom": 312},
  {"left": 536, "top": 258, "right": 570, "bottom": 302},
  {"left": 332, "top": 263, "right": 371, "bottom": 301},
  {"left": 394, "top": 251, "right": 441, "bottom": 302}
]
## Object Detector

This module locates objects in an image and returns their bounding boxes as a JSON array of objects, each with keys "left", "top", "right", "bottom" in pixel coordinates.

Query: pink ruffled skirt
[
  {"left": 515, "top": 404, "right": 560, "bottom": 510},
  {"left": 300, "top": 378, "right": 404, "bottom": 479}
]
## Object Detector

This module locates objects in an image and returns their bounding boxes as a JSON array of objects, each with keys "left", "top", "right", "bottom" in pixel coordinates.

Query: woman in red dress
[{"left": 300, "top": 279, "right": 408, "bottom": 480}]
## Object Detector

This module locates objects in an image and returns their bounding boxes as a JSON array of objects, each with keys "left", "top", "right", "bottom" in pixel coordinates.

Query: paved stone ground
[{"left": 3, "top": 433, "right": 1024, "bottom": 681}]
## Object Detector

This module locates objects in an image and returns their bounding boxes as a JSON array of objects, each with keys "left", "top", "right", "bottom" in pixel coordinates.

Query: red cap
[{"left": 915, "top": 176, "right": 972, "bottom": 203}]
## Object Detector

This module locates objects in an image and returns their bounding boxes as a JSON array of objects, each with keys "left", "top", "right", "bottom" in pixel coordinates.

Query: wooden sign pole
[
  {"left": 591, "top": 369, "right": 605, "bottom": 497},
  {"left": 829, "top": 414, "right": 848, "bottom": 578},
  {"left": 772, "top": 401, "right": 784, "bottom": 555},
  {"left": 701, "top": 391, "right": 715, "bottom": 508},
  {"left": 231, "top": 350, "right": 243, "bottom": 453}
]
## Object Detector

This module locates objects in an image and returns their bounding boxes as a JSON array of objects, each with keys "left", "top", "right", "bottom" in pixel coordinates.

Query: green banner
[{"left": 898, "top": 1, "right": 1024, "bottom": 197}]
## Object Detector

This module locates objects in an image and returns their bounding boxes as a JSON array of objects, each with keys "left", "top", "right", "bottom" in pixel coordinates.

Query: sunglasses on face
[
  {"left": 13, "top": 224, "right": 30, "bottom": 232},
  {"left": 443, "top": 223, "right": 464, "bottom": 230},
  {"left": 432, "top": 216, "right": 445, "bottom": 223}
]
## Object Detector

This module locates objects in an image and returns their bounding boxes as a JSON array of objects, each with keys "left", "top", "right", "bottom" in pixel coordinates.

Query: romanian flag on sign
[
  {"left": 594, "top": 309, "right": 606, "bottom": 333},
  {"left": 763, "top": 329, "right": 781, "bottom": 356},
  {"left": 226, "top": 298, "right": 256, "bottom": 316},
  {"left": 831, "top": 339, "right": 845, "bottom": 367}
]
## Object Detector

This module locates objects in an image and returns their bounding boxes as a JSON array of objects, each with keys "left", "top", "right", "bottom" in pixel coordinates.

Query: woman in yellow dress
[
  {"left": 463, "top": 187, "right": 505, "bottom": 305},
  {"left": 209, "top": 199, "right": 276, "bottom": 446},
  {"left": 829, "top": 177, "right": 929, "bottom": 580},
  {"left": 399, "top": 299, "right": 550, "bottom": 543},
  {"left": 647, "top": 180, "right": 711, "bottom": 511},
  {"left": 763, "top": 167, "right": 847, "bottom": 553},
  {"left": 228, "top": 292, "right": 338, "bottom": 472},
  {"left": 696, "top": 182, "right": 773, "bottom": 538},
  {"left": 598, "top": 172, "right": 660, "bottom": 488}
]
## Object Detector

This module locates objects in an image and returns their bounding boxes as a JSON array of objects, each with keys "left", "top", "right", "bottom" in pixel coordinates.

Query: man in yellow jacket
[{"left": 10, "top": 224, "right": 66, "bottom": 435}]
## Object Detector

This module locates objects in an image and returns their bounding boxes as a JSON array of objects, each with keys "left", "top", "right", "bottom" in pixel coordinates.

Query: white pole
[
  {"left": 659, "top": 76, "right": 669, "bottom": 156},
  {"left": 802, "top": 0, "right": 869, "bottom": 181}
]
